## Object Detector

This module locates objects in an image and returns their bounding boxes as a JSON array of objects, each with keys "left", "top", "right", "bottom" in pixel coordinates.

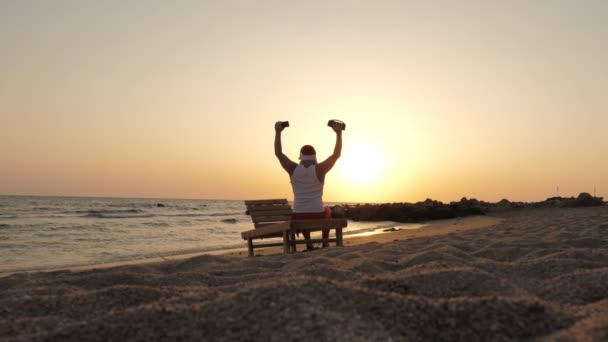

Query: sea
[{"left": 0, "top": 195, "right": 425, "bottom": 274}]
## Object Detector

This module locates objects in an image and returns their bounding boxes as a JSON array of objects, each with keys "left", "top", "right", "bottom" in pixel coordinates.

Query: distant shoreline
[{"left": 1, "top": 193, "right": 605, "bottom": 205}]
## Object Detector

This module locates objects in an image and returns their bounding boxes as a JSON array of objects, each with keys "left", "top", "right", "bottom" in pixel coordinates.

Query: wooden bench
[{"left": 241, "top": 199, "right": 348, "bottom": 257}]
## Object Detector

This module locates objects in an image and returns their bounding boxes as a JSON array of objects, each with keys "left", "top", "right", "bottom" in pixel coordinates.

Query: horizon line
[{"left": 1, "top": 192, "right": 603, "bottom": 205}]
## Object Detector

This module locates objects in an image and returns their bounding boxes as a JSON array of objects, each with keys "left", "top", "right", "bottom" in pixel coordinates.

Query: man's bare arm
[
  {"left": 274, "top": 122, "right": 297, "bottom": 175},
  {"left": 319, "top": 122, "right": 343, "bottom": 174}
]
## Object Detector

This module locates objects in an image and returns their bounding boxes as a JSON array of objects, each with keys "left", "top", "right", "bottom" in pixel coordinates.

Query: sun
[{"left": 338, "top": 142, "right": 385, "bottom": 186}]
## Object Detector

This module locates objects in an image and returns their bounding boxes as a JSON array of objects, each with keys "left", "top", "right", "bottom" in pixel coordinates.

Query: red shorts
[{"left": 291, "top": 206, "right": 332, "bottom": 220}]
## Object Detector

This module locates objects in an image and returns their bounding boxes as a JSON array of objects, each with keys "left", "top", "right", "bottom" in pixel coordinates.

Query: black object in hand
[
  {"left": 280, "top": 121, "right": 290, "bottom": 128},
  {"left": 327, "top": 120, "right": 346, "bottom": 131}
]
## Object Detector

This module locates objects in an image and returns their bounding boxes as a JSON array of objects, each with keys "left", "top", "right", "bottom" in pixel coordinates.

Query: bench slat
[
  {"left": 252, "top": 232, "right": 284, "bottom": 239},
  {"left": 241, "top": 221, "right": 290, "bottom": 239},
  {"left": 252, "top": 215, "right": 292, "bottom": 223},
  {"left": 245, "top": 199, "right": 288, "bottom": 205},
  {"left": 249, "top": 209, "right": 293, "bottom": 218},
  {"left": 291, "top": 238, "right": 337, "bottom": 244},
  {"left": 247, "top": 204, "right": 292, "bottom": 212},
  {"left": 291, "top": 219, "right": 348, "bottom": 230},
  {"left": 250, "top": 242, "right": 286, "bottom": 249},
  {"left": 254, "top": 222, "right": 289, "bottom": 229}
]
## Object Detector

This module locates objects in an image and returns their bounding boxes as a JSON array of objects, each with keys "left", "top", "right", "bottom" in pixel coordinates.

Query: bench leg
[
  {"left": 282, "top": 230, "right": 289, "bottom": 254},
  {"left": 336, "top": 228, "right": 343, "bottom": 247},
  {"left": 290, "top": 233, "right": 297, "bottom": 253},
  {"left": 247, "top": 238, "right": 254, "bottom": 257}
]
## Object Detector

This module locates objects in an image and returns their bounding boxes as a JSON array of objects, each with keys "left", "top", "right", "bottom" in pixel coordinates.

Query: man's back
[{"left": 291, "top": 164, "right": 324, "bottom": 213}]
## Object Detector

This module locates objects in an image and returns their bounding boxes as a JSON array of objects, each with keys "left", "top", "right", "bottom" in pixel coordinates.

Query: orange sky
[{"left": 1, "top": 1, "right": 607, "bottom": 203}]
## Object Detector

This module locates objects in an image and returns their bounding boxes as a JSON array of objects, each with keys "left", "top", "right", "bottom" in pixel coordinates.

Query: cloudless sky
[{"left": 1, "top": 0, "right": 607, "bottom": 203}]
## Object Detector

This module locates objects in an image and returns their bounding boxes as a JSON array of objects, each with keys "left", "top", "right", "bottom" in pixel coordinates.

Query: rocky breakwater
[{"left": 344, "top": 192, "right": 604, "bottom": 223}]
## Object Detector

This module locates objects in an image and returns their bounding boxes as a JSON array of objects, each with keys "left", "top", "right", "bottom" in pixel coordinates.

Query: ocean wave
[
  {"left": 77, "top": 209, "right": 144, "bottom": 214},
  {"left": 154, "top": 212, "right": 243, "bottom": 218},
  {"left": 221, "top": 218, "right": 238, "bottom": 224},
  {"left": 0, "top": 224, "right": 10, "bottom": 229},
  {"left": 66, "top": 209, "right": 239, "bottom": 219},
  {"left": 107, "top": 203, "right": 141, "bottom": 208},
  {"left": 104, "top": 203, "right": 207, "bottom": 210},
  {"left": 84, "top": 213, "right": 155, "bottom": 219},
  {"left": 342, "top": 227, "right": 378, "bottom": 236},
  {"left": 26, "top": 214, "right": 75, "bottom": 219},
  {"left": 173, "top": 207, "right": 201, "bottom": 211},
  {"left": 64, "top": 209, "right": 149, "bottom": 218},
  {"left": 208, "top": 212, "right": 243, "bottom": 217},
  {"left": 161, "top": 213, "right": 208, "bottom": 218},
  {"left": 143, "top": 222, "right": 170, "bottom": 227},
  {"left": 157, "top": 206, "right": 206, "bottom": 211}
]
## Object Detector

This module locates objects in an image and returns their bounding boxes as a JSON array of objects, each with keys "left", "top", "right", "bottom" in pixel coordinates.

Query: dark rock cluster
[
  {"left": 544, "top": 192, "right": 605, "bottom": 208},
  {"left": 344, "top": 192, "right": 604, "bottom": 223}
]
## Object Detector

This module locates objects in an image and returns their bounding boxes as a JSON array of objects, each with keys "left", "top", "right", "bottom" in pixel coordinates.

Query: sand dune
[{"left": 2, "top": 206, "right": 608, "bottom": 341}]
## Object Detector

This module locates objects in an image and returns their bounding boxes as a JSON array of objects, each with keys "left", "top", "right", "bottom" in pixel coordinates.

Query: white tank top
[{"left": 290, "top": 164, "right": 324, "bottom": 213}]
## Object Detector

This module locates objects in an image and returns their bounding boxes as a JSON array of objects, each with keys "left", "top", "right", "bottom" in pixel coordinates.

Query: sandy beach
[{"left": 2, "top": 205, "right": 608, "bottom": 341}]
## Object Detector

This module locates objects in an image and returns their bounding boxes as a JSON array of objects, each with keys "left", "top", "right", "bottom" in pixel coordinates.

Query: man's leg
[
  {"left": 303, "top": 231, "right": 313, "bottom": 250},
  {"left": 322, "top": 229, "right": 329, "bottom": 248}
]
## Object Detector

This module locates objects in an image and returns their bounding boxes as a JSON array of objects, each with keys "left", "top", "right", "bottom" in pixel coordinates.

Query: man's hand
[
  {"left": 274, "top": 121, "right": 297, "bottom": 175},
  {"left": 330, "top": 121, "right": 343, "bottom": 134}
]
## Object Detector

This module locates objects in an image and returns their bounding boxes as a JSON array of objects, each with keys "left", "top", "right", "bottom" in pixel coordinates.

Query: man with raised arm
[{"left": 274, "top": 121, "right": 343, "bottom": 250}]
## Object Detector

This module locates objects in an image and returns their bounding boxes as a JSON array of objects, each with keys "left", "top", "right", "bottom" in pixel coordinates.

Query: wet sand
[{"left": 2, "top": 206, "right": 608, "bottom": 340}]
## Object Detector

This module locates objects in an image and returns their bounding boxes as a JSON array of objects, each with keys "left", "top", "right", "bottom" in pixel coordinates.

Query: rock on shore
[{"left": 345, "top": 192, "right": 604, "bottom": 223}]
